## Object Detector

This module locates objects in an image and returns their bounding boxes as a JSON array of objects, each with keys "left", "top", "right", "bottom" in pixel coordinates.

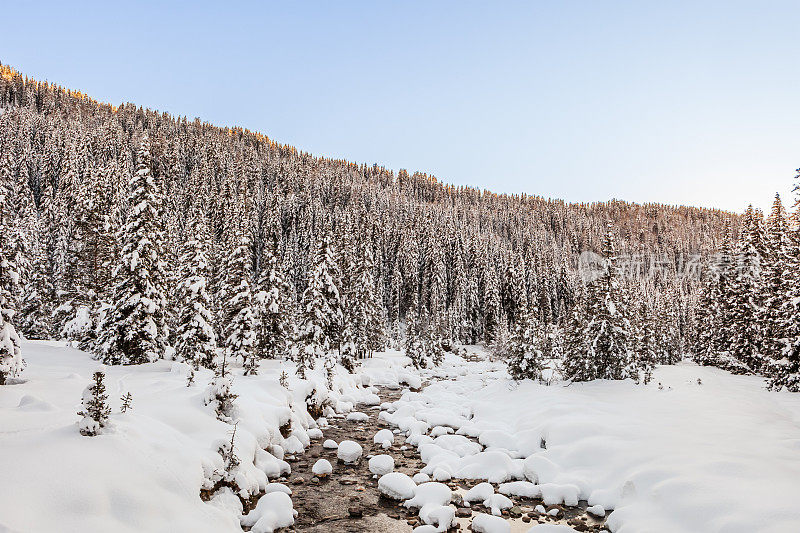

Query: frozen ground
[{"left": 1, "top": 341, "right": 800, "bottom": 532}]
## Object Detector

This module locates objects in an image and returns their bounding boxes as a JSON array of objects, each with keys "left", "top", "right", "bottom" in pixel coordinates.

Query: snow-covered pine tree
[
  {"left": 729, "top": 206, "right": 765, "bottom": 373},
  {"left": 175, "top": 207, "right": 218, "bottom": 369},
  {"left": 78, "top": 371, "right": 111, "bottom": 436},
  {"left": 767, "top": 175, "right": 800, "bottom": 391},
  {"left": 760, "top": 195, "right": 792, "bottom": 362},
  {"left": 296, "top": 233, "right": 342, "bottom": 378},
  {"left": 0, "top": 155, "right": 22, "bottom": 385},
  {"left": 563, "top": 226, "right": 635, "bottom": 381},
  {"left": 633, "top": 297, "right": 656, "bottom": 384},
  {"left": 223, "top": 230, "right": 258, "bottom": 374},
  {"left": 96, "top": 135, "right": 169, "bottom": 365},
  {"left": 505, "top": 305, "right": 544, "bottom": 381},
  {"left": 254, "top": 240, "right": 294, "bottom": 361},
  {"left": 204, "top": 353, "right": 238, "bottom": 423}
]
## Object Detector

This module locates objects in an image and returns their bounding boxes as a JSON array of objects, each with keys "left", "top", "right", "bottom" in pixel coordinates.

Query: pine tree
[
  {"left": 78, "top": 371, "right": 111, "bottom": 436},
  {"left": 296, "top": 234, "right": 342, "bottom": 378},
  {"left": 96, "top": 136, "right": 169, "bottom": 365},
  {"left": 729, "top": 206, "right": 765, "bottom": 372},
  {"left": 505, "top": 307, "right": 544, "bottom": 381},
  {"left": 0, "top": 158, "right": 22, "bottom": 384},
  {"left": 224, "top": 231, "right": 258, "bottom": 374},
  {"left": 175, "top": 207, "right": 218, "bottom": 369},
  {"left": 760, "top": 195, "right": 791, "bottom": 362},
  {"left": 563, "top": 226, "right": 635, "bottom": 381},
  {"left": 254, "top": 241, "right": 293, "bottom": 360}
]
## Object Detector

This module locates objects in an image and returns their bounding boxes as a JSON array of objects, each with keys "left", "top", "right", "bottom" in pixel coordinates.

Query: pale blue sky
[{"left": 2, "top": 1, "right": 798, "bottom": 212}]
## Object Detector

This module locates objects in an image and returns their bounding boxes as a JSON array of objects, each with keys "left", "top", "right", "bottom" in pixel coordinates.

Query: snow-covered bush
[{"left": 204, "top": 375, "right": 238, "bottom": 423}]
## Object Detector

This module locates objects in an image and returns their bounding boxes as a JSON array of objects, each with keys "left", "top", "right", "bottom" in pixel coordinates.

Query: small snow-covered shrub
[
  {"left": 204, "top": 375, "right": 238, "bottom": 423},
  {"left": 78, "top": 371, "right": 111, "bottom": 436}
]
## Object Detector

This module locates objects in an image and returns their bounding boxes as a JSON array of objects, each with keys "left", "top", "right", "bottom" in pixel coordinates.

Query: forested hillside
[{"left": 0, "top": 62, "right": 757, "bottom": 385}]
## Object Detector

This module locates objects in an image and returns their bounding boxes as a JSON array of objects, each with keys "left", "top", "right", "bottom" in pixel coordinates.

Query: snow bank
[
  {"left": 378, "top": 350, "right": 800, "bottom": 533},
  {"left": 0, "top": 341, "right": 378, "bottom": 532}
]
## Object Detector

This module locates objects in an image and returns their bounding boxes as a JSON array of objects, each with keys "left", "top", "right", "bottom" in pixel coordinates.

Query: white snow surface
[
  {"left": 4, "top": 343, "right": 800, "bottom": 533},
  {"left": 0, "top": 341, "right": 403, "bottom": 532},
  {"left": 312, "top": 458, "right": 332, "bottom": 476},
  {"left": 377, "top": 349, "right": 800, "bottom": 533}
]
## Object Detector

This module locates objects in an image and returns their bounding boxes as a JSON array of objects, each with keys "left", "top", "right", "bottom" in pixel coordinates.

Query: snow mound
[
  {"left": 322, "top": 439, "right": 338, "bottom": 449},
  {"left": 464, "top": 482, "right": 495, "bottom": 503},
  {"left": 312, "top": 459, "right": 332, "bottom": 477},
  {"left": 525, "top": 525, "right": 579, "bottom": 532},
  {"left": 484, "top": 493, "right": 513, "bottom": 516},
  {"left": 307, "top": 428, "right": 323, "bottom": 439},
  {"left": 471, "top": 512, "right": 511, "bottom": 533},
  {"left": 378, "top": 472, "right": 416, "bottom": 500},
  {"left": 413, "top": 472, "right": 431, "bottom": 484},
  {"left": 240, "top": 491, "right": 297, "bottom": 533},
  {"left": 264, "top": 483, "right": 292, "bottom": 495},
  {"left": 369, "top": 454, "right": 395, "bottom": 475},
  {"left": 337, "top": 440, "right": 363, "bottom": 464},
  {"left": 374, "top": 428, "right": 395, "bottom": 447},
  {"left": 346, "top": 411, "right": 369, "bottom": 423},
  {"left": 404, "top": 482, "right": 452, "bottom": 511},
  {"left": 419, "top": 502, "right": 455, "bottom": 531}
]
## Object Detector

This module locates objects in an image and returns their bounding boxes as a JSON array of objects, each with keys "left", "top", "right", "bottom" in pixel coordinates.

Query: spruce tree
[
  {"left": 254, "top": 241, "right": 293, "bottom": 360},
  {"left": 96, "top": 136, "right": 169, "bottom": 365},
  {"left": 78, "top": 371, "right": 111, "bottom": 436},
  {"left": 505, "top": 307, "right": 544, "bottom": 381},
  {"left": 296, "top": 234, "right": 342, "bottom": 378},
  {"left": 175, "top": 207, "right": 218, "bottom": 369},
  {"left": 224, "top": 231, "right": 258, "bottom": 374},
  {"left": 563, "top": 226, "right": 635, "bottom": 381},
  {"left": 0, "top": 160, "right": 22, "bottom": 384}
]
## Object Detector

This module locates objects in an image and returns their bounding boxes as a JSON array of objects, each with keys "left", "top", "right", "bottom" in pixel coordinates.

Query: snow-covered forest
[{"left": 2, "top": 63, "right": 800, "bottom": 533}]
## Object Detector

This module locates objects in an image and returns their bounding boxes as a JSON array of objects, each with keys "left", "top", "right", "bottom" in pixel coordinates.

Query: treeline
[
  {"left": 692, "top": 195, "right": 800, "bottom": 390},
  {"left": 0, "top": 63, "right": 739, "bottom": 385}
]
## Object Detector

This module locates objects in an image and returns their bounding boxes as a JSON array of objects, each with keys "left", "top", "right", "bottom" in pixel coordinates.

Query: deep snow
[{"left": 2, "top": 341, "right": 800, "bottom": 532}]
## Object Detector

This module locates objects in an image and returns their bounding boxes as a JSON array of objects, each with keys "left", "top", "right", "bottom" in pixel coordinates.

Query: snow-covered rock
[
  {"left": 403, "top": 482, "right": 452, "bottom": 509},
  {"left": 322, "top": 439, "right": 338, "bottom": 449},
  {"left": 264, "top": 483, "right": 292, "bottom": 495},
  {"left": 373, "top": 428, "right": 395, "bottom": 447},
  {"left": 484, "top": 493, "right": 513, "bottom": 516},
  {"left": 240, "top": 492, "right": 297, "bottom": 533},
  {"left": 346, "top": 411, "right": 369, "bottom": 423},
  {"left": 471, "top": 512, "right": 511, "bottom": 533},
  {"left": 413, "top": 472, "right": 431, "bottom": 484},
  {"left": 312, "top": 459, "right": 332, "bottom": 477},
  {"left": 464, "top": 482, "right": 495, "bottom": 503},
  {"left": 419, "top": 503, "right": 455, "bottom": 531},
  {"left": 368, "top": 454, "right": 395, "bottom": 475},
  {"left": 336, "top": 440, "right": 363, "bottom": 464},
  {"left": 378, "top": 472, "right": 417, "bottom": 500}
]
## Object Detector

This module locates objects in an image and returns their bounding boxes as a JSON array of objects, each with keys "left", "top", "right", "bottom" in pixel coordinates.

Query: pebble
[
  {"left": 455, "top": 507, "right": 472, "bottom": 518},
  {"left": 348, "top": 506, "right": 363, "bottom": 518}
]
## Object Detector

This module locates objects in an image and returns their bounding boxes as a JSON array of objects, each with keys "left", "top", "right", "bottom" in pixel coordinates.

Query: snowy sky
[{"left": 2, "top": 0, "right": 799, "bottom": 213}]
